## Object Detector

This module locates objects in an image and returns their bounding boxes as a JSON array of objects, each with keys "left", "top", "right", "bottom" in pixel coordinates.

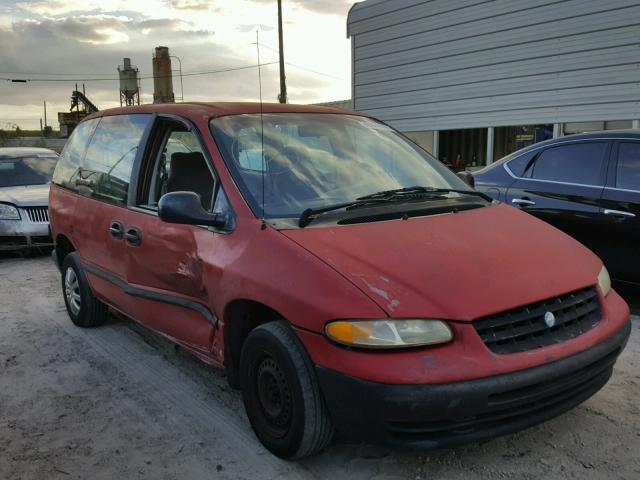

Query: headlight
[
  {"left": 598, "top": 265, "right": 611, "bottom": 297},
  {"left": 325, "top": 319, "right": 453, "bottom": 349},
  {"left": 0, "top": 203, "right": 20, "bottom": 220}
]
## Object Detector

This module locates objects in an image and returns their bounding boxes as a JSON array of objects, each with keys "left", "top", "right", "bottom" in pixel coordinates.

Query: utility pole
[
  {"left": 277, "top": 0, "right": 287, "bottom": 104},
  {"left": 43, "top": 101, "right": 47, "bottom": 128}
]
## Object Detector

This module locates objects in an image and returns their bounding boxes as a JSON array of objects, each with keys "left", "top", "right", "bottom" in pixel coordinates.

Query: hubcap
[
  {"left": 256, "top": 357, "right": 292, "bottom": 438},
  {"left": 64, "top": 267, "right": 81, "bottom": 316}
]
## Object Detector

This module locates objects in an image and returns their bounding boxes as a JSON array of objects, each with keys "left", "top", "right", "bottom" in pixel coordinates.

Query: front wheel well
[
  {"left": 223, "top": 300, "right": 285, "bottom": 389},
  {"left": 55, "top": 234, "right": 75, "bottom": 268}
]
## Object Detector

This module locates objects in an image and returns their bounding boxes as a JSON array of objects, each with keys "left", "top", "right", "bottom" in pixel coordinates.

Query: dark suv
[{"left": 474, "top": 131, "right": 640, "bottom": 296}]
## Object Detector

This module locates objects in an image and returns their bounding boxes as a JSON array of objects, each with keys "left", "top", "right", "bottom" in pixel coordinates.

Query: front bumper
[
  {"left": 0, "top": 215, "right": 53, "bottom": 251},
  {"left": 316, "top": 320, "right": 631, "bottom": 449}
]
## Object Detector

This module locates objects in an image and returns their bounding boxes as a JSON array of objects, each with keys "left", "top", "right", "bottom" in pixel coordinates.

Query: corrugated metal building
[{"left": 347, "top": 0, "right": 640, "bottom": 167}]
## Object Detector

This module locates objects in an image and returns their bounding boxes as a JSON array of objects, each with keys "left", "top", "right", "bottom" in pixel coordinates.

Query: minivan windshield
[
  {"left": 211, "top": 113, "right": 469, "bottom": 219},
  {"left": 0, "top": 155, "right": 58, "bottom": 187}
]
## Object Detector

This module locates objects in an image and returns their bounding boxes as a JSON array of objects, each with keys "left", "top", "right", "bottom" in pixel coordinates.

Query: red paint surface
[
  {"left": 282, "top": 204, "right": 604, "bottom": 321},
  {"left": 50, "top": 102, "right": 631, "bottom": 388}
]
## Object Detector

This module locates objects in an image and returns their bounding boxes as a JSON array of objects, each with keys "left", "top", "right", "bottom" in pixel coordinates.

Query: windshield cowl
[
  {"left": 298, "top": 187, "right": 492, "bottom": 228},
  {"left": 268, "top": 196, "right": 489, "bottom": 230}
]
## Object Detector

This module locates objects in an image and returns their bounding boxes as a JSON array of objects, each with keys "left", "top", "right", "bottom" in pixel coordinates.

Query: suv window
[
  {"left": 79, "top": 114, "right": 151, "bottom": 205},
  {"left": 52, "top": 118, "right": 99, "bottom": 190},
  {"left": 531, "top": 142, "right": 607, "bottom": 186},
  {"left": 616, "top": 142, "right": 640, "bottom": 191}
]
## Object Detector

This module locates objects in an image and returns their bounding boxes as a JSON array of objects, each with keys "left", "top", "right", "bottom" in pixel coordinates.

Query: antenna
[{"left": 256, "top": 30, "right": 266, "bottom": 229}]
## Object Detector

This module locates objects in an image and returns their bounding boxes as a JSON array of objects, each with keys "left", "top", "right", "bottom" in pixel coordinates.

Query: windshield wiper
[
  {"left": 298, "top": 187, "right": 492, "bottom": 228},
  {"left": 357, "top": 185, "right": 493, "bottom": 202},
  {"left": 298, "top": 198, "right": 394, "bottom": 228}
]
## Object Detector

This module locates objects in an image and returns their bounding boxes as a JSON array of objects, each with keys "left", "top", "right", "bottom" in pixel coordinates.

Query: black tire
[
  {"left": 61, "top": 252, "right": 108, "bottom": 328},
  {"left": 240, "top": 321, "right": 334, "bottom": 459}
]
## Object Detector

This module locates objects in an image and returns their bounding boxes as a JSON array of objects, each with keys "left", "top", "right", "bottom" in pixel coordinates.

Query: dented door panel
[{"left": 123, "top": 210, "right": 216, "bottom": 351}]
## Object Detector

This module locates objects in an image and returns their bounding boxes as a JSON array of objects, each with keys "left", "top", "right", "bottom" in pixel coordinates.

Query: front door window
[{"left": 147, "top": 128, "right": 215, "bottom": 211}]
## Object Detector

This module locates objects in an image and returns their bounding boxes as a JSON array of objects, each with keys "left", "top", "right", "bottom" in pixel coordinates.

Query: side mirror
[
  {"left": 457, "top": 171, "right": 475, "bottom": 188},
  {"left": 158, "top": 191, "right": 227, "bottom": 228}
]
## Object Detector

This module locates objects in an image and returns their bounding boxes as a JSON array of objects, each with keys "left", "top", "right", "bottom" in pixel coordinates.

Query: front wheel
[{"left": 240, "top": 321, "right": 334, "bottom": 459}]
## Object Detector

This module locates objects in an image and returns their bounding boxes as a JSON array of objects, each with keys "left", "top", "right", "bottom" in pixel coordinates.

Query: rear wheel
[
  {"left": 240, "top": 321, "right": 334, "bottom": 459},
  {"left": 61, "top": 253, "right": 108, "bottom": 328}
]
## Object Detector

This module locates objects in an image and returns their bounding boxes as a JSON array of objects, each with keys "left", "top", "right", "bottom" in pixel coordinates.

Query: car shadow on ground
[{"left": 0, "top": 248, "right": 53, "bottom": 261}]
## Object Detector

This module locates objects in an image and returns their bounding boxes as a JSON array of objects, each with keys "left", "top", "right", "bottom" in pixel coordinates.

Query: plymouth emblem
[{"left": 544, "top": 311, "right": 556, "bottom": 328}]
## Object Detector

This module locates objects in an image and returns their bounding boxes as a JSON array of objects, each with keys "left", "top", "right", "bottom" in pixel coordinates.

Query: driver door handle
[
  {"left": 512, "top": 198, "right": 536, "bottom": 207},
  {"left": 603, "top": 209, "right": 635, "bottom": 218}
]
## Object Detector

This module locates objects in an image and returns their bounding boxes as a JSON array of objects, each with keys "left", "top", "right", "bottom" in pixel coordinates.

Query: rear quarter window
[
  {"left": 505, "top": 150, "right": 537, "bottom": 177},
  {"left": 52, "top": 119, "right": 99, "bottom": 190}
]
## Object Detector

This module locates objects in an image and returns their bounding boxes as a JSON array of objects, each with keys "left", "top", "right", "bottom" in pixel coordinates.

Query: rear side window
[
  {"left": 531, "top": 142, "right": 607, "bottom": 186},
  {"left": 616, "top": 142, "right": 640, "bottom": 191},
  {"left": 52, "top": 119, "right": 99, "bottom": 190},
  {"left": 79, "top": 114, "right": 151, "bottom": 205},
  {"left": 506, "top": 150, "right": 537, "bottom": 177}
]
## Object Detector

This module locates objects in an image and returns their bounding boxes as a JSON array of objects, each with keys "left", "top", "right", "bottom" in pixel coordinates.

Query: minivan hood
[
  {"left": 281, "top": 204, "right": 602, "bottom": 321},
  {"left": 0, "top": 184, "right": 50, "bottom": 207}
]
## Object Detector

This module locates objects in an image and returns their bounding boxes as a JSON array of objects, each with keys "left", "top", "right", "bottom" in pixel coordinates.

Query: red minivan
[{"left": 49, "top": 103, "right": 630, "bottom": 459}]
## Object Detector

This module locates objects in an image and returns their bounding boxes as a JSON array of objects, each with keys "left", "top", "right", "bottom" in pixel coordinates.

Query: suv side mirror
[
  {"left": 457, "top": 171, "right": 475, "bottom": 188},
  {"left": 158, "top": 191, "right": 228, "bottom": 228}
]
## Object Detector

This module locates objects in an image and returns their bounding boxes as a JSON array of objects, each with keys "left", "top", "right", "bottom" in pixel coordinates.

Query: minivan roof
[{"left": 85, "top": 102, "right": 362, "bottom": 122}]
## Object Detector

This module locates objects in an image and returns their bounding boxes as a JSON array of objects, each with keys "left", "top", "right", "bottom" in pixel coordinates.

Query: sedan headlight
[
  {"left": 325, "top": 319, "right": 453, "bottom": 349},
  {"left": 0, "top": 203, "right": 20, "bottom": 220},
  {"left": 598, "top": 265, "right": 611, "bottom": 297}
]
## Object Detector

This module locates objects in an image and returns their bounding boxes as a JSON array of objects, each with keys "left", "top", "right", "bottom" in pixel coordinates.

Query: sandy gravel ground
[{"left": 1, "top": 254, "right": 639, "bottom": 480}]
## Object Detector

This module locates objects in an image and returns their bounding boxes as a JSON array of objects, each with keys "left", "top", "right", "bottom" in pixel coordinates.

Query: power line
[
  {"left": 1, "top": 54, "right": 344, "bottom": 83},
  {"left": 285, "top": 61, "right": 345, "bottom": 81},
  {"left": 256, "top": 43, "right": 344, "bottom": 80},
  {"left": 2, "top": 62, "right": 279, "bottom": 83},
  {"left": 0, "top": 71, "right": 119, "bottom": 76}
]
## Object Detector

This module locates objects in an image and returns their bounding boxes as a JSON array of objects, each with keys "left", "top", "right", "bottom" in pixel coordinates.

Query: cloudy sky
[{"left": 0, "top": 0, "right": 353, "bottom": 130}]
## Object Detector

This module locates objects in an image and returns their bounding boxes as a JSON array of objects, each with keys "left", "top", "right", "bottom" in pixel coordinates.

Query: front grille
[
  {"left": 386, "top": 346, "right": 618, "bottom": 439},
  {"left": 473, "top": 287, "right": 601, "bottom": 354},
  {"left": 24, "top": 206, "right": 49, "bottom": 223}
]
